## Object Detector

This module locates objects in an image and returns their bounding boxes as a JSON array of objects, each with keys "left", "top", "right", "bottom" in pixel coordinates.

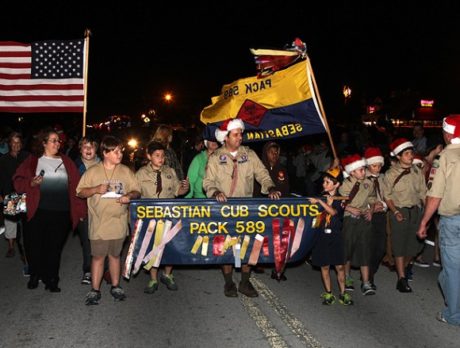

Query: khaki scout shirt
[
  {"left": 135, "top": 164, "right": 181, "bottom": 199},
  {"left": 203, "top": 145, "right": 275, "bottom": 198},
  {"left": 384, "top": 162, "right": 426, "bottom": 208},
  {"left": 366, "top": 170, "right": 387, "bottom": 200},
  {"left": 76, "top": 163, "right": 141, "bottom": 240},
  {"left": 427, "top": 143, "right": 460, "bottom": 216},
  {"left": 339, "top": 176, "right": 376, "bottom": 217}
]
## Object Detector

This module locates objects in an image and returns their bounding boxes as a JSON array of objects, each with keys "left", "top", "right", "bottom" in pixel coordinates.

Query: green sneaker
[
  {"left": 321, "top": 292, "right": 336, "bottom": 305},
  {"left": 339, "top": 292, "right": 354, "bottom": 306},
  {"left": 144, "top": 279, "right": 159, "bottom": 294},
  {"left": 345, "top": 276, "right": 354, "bottom": 291},
  {"left": 160, "top": 273, "right": 178, "bottom": 291}
]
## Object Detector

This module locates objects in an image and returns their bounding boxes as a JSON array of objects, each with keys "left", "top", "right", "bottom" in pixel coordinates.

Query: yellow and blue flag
[{"left": 200, "top": 59, "right": 326, "bottom": 142}]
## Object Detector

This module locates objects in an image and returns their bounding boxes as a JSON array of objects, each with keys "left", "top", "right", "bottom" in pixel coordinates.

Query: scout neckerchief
[
  {"left": 343, "top": 177, "right": 360, "bottom": 207},
  {"left": 369, "top": 175, "right": 382, "bottom": 200},
  {"left": 228, "top": 154, "right": 238, "bottom": 197},
  {"left": 151, "top": 165, "right": 162, "bottom": 198},
  {"left": 393, "top": 167, "right": 411, "bottom": 188}
]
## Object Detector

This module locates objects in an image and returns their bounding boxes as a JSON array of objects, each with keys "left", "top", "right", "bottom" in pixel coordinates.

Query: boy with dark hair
[
  {"left": 77, "top": 136, "right": 141, "bottom": 305},
  {"left": 135, "top": 141, "right": 189, "bottom": 294},
  {"left": 384, "top": 138, "right": 426, "bottom": 293},
  {"left": 309, "top": 167, "right": 352, "bottom": 305}
]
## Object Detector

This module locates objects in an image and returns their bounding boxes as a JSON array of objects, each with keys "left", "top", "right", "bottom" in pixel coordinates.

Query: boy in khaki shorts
[{"left": 77, "top": 136, "right": 141, "bottom": 305}]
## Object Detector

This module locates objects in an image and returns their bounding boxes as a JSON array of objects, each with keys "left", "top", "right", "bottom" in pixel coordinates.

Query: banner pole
[
  {"left": 307, "top": 57, "right": 338, "bottom": 160},
  {"left": 82, "top": 29, "right": 91, "bottom": 137}
]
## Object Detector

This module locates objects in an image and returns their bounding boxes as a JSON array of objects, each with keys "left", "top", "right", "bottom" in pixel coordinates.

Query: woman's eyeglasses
[{"left": 48, "top": 139, "right": 62, "bottom": 144}]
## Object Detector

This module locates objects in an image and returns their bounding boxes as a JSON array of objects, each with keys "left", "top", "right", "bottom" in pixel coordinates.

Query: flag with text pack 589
[{"left": 0, "top": 39, "right": 85, "bottom": 113}]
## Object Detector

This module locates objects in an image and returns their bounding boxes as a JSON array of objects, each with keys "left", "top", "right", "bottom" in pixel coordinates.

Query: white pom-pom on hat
[{"left": 215, "top": 118, "right": 245, "bottom": 144}]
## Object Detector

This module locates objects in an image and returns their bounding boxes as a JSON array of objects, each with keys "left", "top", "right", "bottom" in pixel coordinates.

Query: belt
[{"left": 398, "top": 206, "right": 416, "bottom": 210}]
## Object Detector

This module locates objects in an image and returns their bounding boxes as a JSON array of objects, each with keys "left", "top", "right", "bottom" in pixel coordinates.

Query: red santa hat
[
  {"left": 413, "top": 154, "right": 424, "bottom": 167},
  {"left": 443, "top": 114, "right": 460, "bottom": 144},
  {"left": 390, "top": 138, "right": 414, "bottom": 156},
  {"left": 215, "top": 118, "right": 245, "bottom": 144},
  {"left": 364, "top": 147, "right": 384, "bottom": 166},
  {"left": 341, "top": 154, "right": 366, "bottom": 174}
]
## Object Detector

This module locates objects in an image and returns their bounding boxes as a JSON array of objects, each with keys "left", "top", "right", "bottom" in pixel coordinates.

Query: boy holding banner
[
  {"left": 135, "top": 141, "right": 189, "bottom": 294},
  {"left": 203, "top": 118, "right": 281, "bottom": 297},
  {"left": 309, "top": 167, "right": 353, "bottom": 306}
]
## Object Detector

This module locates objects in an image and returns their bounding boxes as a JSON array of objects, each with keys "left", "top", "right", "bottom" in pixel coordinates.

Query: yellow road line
[{"left": 251, "top": 276, "right": 323, "bottom": 348}]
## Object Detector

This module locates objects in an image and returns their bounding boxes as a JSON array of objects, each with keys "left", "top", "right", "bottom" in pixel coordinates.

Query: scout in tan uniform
[
  {"left": 384, "top": 138, "right": 426, "bottom": 293},
  {"left": 203, "top": 118, "right": 281, "bottom": 297},
  {"left": 417, "top": 115, "right": 460, "bottom": 325},
  {"left": 339, "top": 154, "right": 376, "bottom": 296},
  {"left": 135, "top": 141, "right": 189, "bottom": 294},
  {"left": 77, "top": 136, "right": 141, "bottom": 305},
  {"left": 364, "top": 147, "right": 388, "bottom": 291}
]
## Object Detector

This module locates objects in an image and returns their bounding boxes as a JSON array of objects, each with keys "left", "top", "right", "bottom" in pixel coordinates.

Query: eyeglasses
[{"left": 48, "top": 139, "right": 62, "bottom": 144}]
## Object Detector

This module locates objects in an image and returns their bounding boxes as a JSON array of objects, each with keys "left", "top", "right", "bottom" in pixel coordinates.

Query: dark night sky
[{"left": 2, "top": 1, "right": 460, "bottom": 125}]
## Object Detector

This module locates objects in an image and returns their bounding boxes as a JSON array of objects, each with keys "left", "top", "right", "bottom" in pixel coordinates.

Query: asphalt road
[{"left": 1, "top": 233, "right": 459, "bottom": 348}]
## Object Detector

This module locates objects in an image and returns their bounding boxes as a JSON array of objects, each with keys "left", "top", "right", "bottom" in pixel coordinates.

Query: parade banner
[
  {"left": 200, "top": 60, "right": 326, "bottom": 143},
  {"left": 124, "top": 197, "right": 323, "bottom": 279}
]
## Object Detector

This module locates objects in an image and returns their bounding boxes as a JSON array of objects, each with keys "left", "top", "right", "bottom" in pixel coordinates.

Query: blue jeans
[{"left": 439, "top": 215, "right": 460, "bottom": 325}]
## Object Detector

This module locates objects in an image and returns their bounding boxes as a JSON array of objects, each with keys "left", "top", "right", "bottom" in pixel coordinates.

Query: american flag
[{"left": 0, "top": 39, "right": 85, "bottom": 113}]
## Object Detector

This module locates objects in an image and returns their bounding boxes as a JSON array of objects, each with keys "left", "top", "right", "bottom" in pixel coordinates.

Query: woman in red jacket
[{"left": 13, "top": 128, "right": 86, "bottom": 292}]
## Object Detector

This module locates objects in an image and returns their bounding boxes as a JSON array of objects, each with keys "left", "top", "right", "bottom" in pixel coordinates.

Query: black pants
[
  {"left": 370, "top": 212, "right": 387, "bottom": 279},
  {"left": 23, "top": 209, "right": 70, "bottom": 283},
  {"left": 77, "top": 217, "right": 91, "bottom": 274}
]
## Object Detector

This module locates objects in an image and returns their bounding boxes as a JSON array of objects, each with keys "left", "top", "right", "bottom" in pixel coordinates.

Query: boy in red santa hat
[
  {"left": 383, "top": 138, "right": 426, "bottom": 293},
  {"left": 364, "top": 147, "right": 387, "bottom": 291},
  {"left": 338, "top": 154, "right": 377, "bottom": 296}
]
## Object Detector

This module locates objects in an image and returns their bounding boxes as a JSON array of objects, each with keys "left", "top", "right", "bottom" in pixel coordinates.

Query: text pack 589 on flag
[
  {"left": 200, "top": 60, "right": 326, "bottom": 143},
  {"left": 0, "top": 40, "right": 85, "bottom": 113}
]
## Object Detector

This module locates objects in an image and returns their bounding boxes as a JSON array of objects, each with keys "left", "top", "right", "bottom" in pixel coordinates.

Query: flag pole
[
  {"left": 306, "top": 57, "right": 338, "bottom": 160},
  {"left": 82, "top": 29, "right": 91, "bottom": 137}
]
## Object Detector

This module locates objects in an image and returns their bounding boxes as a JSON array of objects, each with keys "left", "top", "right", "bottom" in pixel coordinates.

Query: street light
[
  {"left": 343, "top": 85, "right": 352, "bottom": 100},
  {"left": 164, "top": 93, "right": 173, "bottom": 103}
]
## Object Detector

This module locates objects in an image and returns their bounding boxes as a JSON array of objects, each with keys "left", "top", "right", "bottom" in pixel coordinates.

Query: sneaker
[
  {"left": 339, "top": 292, "right": 353, "bottom": 306},
  {"left": 238, "top": 280, "right": 259, "bottom": 297},
  {"left": 345, "top": 276, "right": 354, "bottom": 291},
  {"left": 361, "top": 282, "right": 376, "bottom": 295},
  {"left": 224, "top": 281, "right": 238, "bottom": 297},
  {"left": 414, "top": 260, "right": 430, "bottom": 268},
  {"left": 432, "top": 260, "right": 442, "bottom": 267},
  {"left": 160, "top": 273, "right": 178, "bottom": 291},
  {"left": 321, "top": 292, "right": 336, "bottom": 305},
  {"left": 110, "top": 286, "right": 126, "bottom": 301},
  {"left": 85, "top": 289, "right": 101, "bottom": 305},
  {"left": 144, "top": 279, "right": 159, "bottom": 294},
  {"left": 23, "top": 265, "right": 30, "bottom": 277},
  {"left": 81, "top": 272, "right": 91, "bottom": 285},
  {"left": 436, "top": 312, "right": 448, "bottom": 324},
  {"left": 271, "top": 270, "right": 287, "bottom": 281},
  {"left": 370, "top": 281, "right": 377, "bottom": 291},
  {"left": 396, "top": 277, "right": 412, "bottom": 293}
]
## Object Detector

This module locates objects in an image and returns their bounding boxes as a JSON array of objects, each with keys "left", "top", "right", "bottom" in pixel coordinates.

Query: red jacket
[{"left": 13, "top": 154, "right": 86, "bottom": 229}]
